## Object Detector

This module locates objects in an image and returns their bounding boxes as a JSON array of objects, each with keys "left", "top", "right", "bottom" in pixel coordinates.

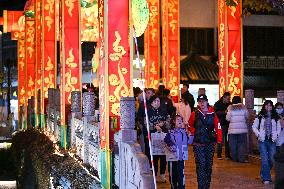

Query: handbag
[{"left": 151, "top": 132, "right": 167, "bottom": 155}]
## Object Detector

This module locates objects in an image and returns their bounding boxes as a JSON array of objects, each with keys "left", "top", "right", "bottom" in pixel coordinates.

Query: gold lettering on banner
[
  {"left": 168, "top": 0, "right": 177, "bottom": 34},
  {"left": 228, "top": 72, "right": 240, "bottom": 97},
  {"left": 19, "top": 41, "right": 25, "bottom": 71},
  {"left": 109, "top": 31, "right": 130, "bottom": 116},
  {"left": 65, "top": 0, "right": 76, "bottom": 17},
  {"left": 45, "top": 56, "right": 54, "bottom": 71},
  {"left": 65, "top": 70, "right": 78, "bottom": 103},
  {"left": 66, "top": 49, "right": 78, "bottom": 68},
  {"left": 229, "top": 50, "right": 239, "bottom": 69}
]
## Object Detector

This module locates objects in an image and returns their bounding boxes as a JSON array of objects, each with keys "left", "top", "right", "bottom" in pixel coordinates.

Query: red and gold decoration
[
  {"left": 162, "top": 0, "right": 180, "bottom": 102},
  {"left": 0, "top": 17, "right": 3, "bottom": 25},
  {"left": 25, "top": 18, "right": 36, "bottom": 101},
  {"left": 81, "top": 0, "right": 99, "bottom": 42},
  {"left": 60, "top": 0, "right": 81, "bottom": 148},
  {"left": 42, "top": 0, "right": 57, "bottom": 120},
  {"left": 3, "top": 11, "right": 23, "bottom": 33},
  {"left": 218, "top": 0, "right": 243, "bottom": 98},
  {"left": 144, "top": 0, "right": 160, "bottom": 89},
  {"left": 227, "top": 0, "right": 242, "bottom": 98},
  {"left": 218, "top": 0, "right": 227, "bottom": 97},
  {"left": 98, "top": 0, "right": 132, "bottom": 187},
  {"left": 18, "top": 38, "right": 26, "bottom": 121}
]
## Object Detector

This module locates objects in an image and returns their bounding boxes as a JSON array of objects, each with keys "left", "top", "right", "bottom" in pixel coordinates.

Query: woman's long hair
[{"left": 258, "top": 100, "right": 279, "bottom": 120}]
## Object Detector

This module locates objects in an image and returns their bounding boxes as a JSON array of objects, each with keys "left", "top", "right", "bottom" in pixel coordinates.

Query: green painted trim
[
  {"left": 60, "top": 125, "right": 68, "bottom": 149},
  {"left": 100, "top": 150, "right": 112, "bottom": 189},
  {"left": 40, "top": 114, "right": 46, "bottom": 129}
]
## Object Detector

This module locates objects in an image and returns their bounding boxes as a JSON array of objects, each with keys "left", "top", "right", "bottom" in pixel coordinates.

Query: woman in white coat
[
  {"left": 226, "top": 96, "right": 249, "bottom": 163},
  {"left": 252, "top": 100, "right": 281, "bottom": 184}
]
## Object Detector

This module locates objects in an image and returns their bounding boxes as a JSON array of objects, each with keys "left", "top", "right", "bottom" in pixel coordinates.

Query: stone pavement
[{"left": 157, "top": 146, "right": 274, "bottom": 189}]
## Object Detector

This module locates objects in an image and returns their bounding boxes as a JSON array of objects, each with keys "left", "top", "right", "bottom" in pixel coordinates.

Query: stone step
[{"left": 0, "top": 181, "right": 17, "bottom": 189}]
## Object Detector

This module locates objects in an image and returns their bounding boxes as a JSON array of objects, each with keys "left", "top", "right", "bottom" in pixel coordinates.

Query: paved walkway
[{"left": 157, "top": 147, "right": 274, "bottom": 189}]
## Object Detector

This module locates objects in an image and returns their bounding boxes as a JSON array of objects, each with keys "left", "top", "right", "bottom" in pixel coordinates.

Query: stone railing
[
  {"left": 46, "top": 89, "right": 154, "bottom": 188},
  {"left": 114, "top": 97, "right": 154, "bottom": 189}
]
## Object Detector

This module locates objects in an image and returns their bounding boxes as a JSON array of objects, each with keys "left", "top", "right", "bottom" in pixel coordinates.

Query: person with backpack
[
  {"left": 164, "top": 114, "right": 191, "bottom": 189},
  {"left": 252, "top": 100, "right": 281, "bottom": 185},
  {"left": 188, "top": 94, "right": 222, "bottom": 189}
]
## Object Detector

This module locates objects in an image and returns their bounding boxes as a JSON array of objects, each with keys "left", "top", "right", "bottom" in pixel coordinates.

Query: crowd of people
[{"left": 133, "top": 82, "right": 284, "bottom": 189}]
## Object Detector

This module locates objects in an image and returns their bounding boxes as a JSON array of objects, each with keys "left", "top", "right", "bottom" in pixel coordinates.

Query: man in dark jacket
[
  {"left": 214, "top": 92, "right": 231, "bottom": 160},
  {"left": 181, "top": 82, "right": 195, "bottom": 110}
]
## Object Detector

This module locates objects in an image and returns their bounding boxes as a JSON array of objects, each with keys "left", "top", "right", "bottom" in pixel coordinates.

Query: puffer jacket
[
  {"left": 164, "top": 128, "right": 190, "bottom": 161},
  {"left": 226, "top": 103, "right": 249, "bottom": 134},
  {"left": 252, "top": 116, "right": 281, "bottom": 142}
]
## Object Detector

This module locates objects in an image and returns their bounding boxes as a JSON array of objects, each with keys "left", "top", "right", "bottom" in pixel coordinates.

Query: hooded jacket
[
  {"left": 226, "top": 103, "right": 249, "bottom": 134},
  {"left": 164, "top": 128, "right": 190, "bottom": 161}
]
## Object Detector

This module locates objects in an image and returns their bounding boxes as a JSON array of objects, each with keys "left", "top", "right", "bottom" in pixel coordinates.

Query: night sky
[{"left": 0, "top": 0, "right": 27, "bottom": 16}]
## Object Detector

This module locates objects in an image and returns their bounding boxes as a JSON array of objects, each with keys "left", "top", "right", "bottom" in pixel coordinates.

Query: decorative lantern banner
[
  {"left": 218, "top": 0, "right": 227, "bottom": 97},
  {"left": 3, "top": 11, "right": 24, "bottom": 33},
  {"left": 34, "top": 0, "right": 42, "bottom": 127},
  {"left": 162, "top": 0, "right": 180, "bottom": 102},
  {"left": 98, "top": 0, "right": 131, "bottom": 187},
  {"left": 42, "top": 0, "right": 57, "bottom": 123},
  {"left": 18, "top": 38, "right": 26, "bottom": 123},
  {"left": 227, "top": 1, "right": 242, "bottom": 98},
  {"left": 25, "top": 18, "right": 36, "bottom": 101},
  {"left": 144, "top": 0, "right": 160, "bottom": 89},
  {"left": 60, "top": 0, "right": 81, "bottom": 148},
  {"left": 81, "top": 1, "right": 99, "bottom": 42},
  {"left": 0, "top": 17, "right": 3, "bottom": 25}
]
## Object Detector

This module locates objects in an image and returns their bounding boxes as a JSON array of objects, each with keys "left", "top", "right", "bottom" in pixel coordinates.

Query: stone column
[
  {"left": 245, "top": 89, "right": 256, "bottom": 153},
  {"left": 277, "top": 90, "right": 284, "bottom": 104},
  {"left": 119, "top": 97, "right": 136, "bottom": 188},
  {"left": 83, "top": 92, "right": 95, "bottom": 164},
  {"left": 70, "top": 91, "right": 82, "bottom": 147}
]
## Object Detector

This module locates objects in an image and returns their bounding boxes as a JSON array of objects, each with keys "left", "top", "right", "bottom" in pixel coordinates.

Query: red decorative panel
[
  {"left": 144, "top": 0, "right": 160, "bottom": 89},
  {"left": 227, "top": 1, "right": 242, "bottom": 97},
  {"left": 60, "top": 0, "right": 81, "bottom": 126},
  {"left": 218, "top": 0, "right": 227, "bottom": 97},
  {"left": 162, "top": 0, "right": 179, "bottom": 102}
]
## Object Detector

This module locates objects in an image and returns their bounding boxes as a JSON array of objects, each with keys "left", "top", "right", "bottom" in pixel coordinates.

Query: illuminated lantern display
[
  {"left": 60, "top": 0, "right": 82, "bottom": 148},
  {"left": 18, "top": 38, "right": 26, "bottom": 127},
  {"left": 218, "top": 0, "right": 243, "bottom": 98},
  {"left": 98, "top": 0, "right": 134, "bottom": 187},
  {"left": 218, "top": 0, "right": 227, "bottom": 97},
  {"left": 144, "top": 0, "right": 160, "bottom": 89},
  {"left": 227, "top": 1, "right": 242, "bottom": 98},
  {"left": 162, "top": 0, "right": 180, "bottom": 102},
  {"left": 42, "top": 0, "right": 57, "bottom": 127}
]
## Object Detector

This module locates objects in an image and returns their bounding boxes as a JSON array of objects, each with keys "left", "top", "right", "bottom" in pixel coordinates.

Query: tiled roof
[{"left": 180, "top": 55, "right": 218, "bottom": 84}]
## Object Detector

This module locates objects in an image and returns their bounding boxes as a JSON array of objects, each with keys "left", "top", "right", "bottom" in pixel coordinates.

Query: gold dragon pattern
[
  {"left": 109, "top": 31, "right": 130, "bottom": 116},
  {"left": 149, "top": 1, "right": 158, "bottom": 42},
  {"left": 228, "top": 0, "right": 238, "bottom": 19},
  {"left": 26, "top": 21, "right": 35, "bottom": 59},
  {"left": 229, "top": 50, "right": 239, "bottom": 69},
  {"left": 228, "top": 72, "right": 240, "bottom": 97}
]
